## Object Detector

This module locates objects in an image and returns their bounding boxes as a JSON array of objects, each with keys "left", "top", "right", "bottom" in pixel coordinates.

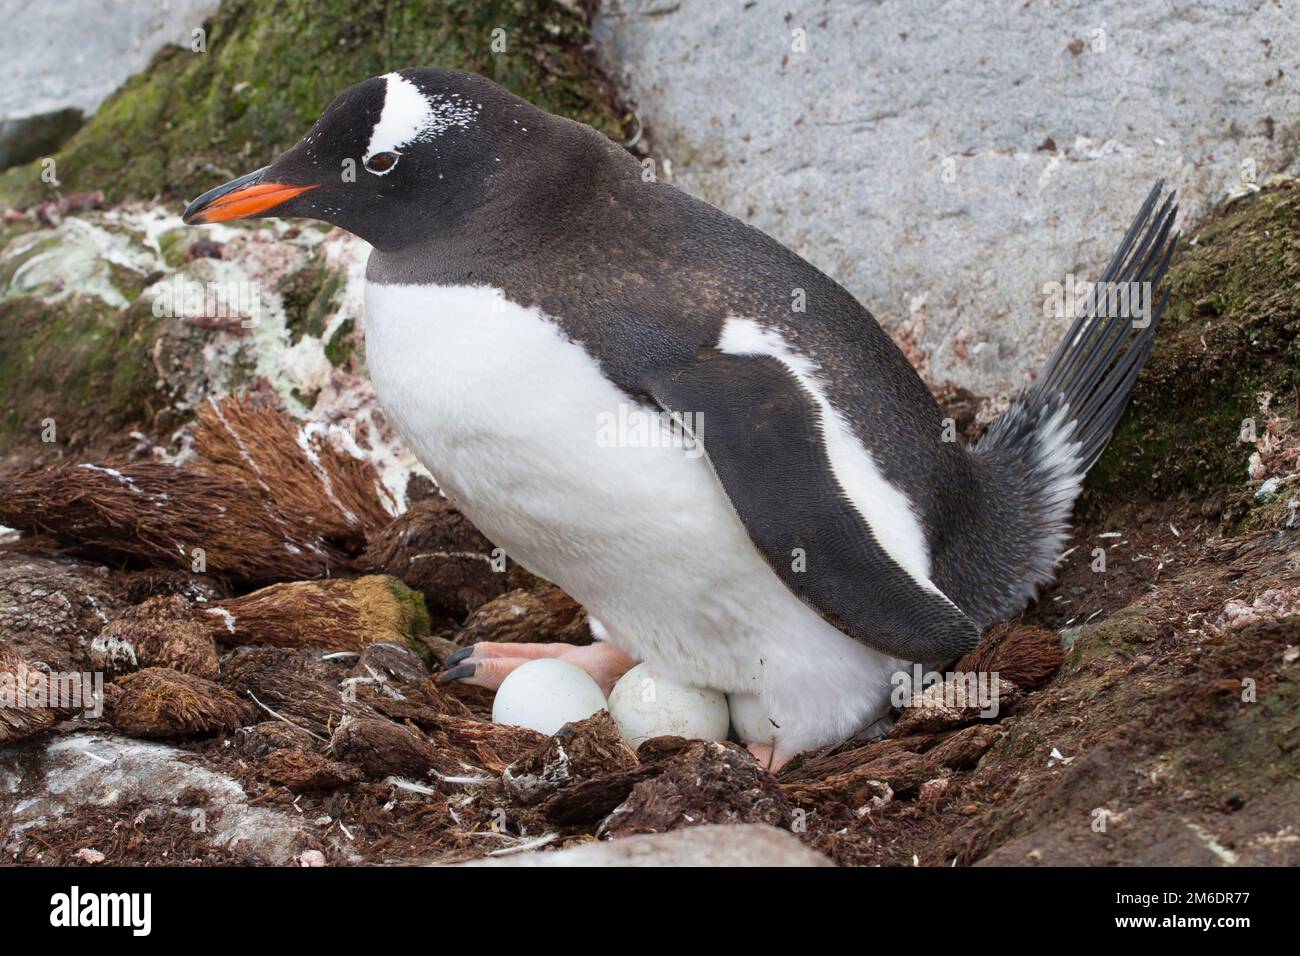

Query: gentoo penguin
[{"left": 184, "top": 68, "right": 1178, "bottom": 769}]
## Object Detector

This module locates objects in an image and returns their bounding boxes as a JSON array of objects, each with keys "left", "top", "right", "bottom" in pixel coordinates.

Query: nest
[
  {"left": 204, "top": 575, "right": 430, "bottom": 653},
  {"left": 0, "top": 641, "right": 56, "bottom": 744},
  {"left": 362, "top": 496, "right": 540, "bottom": 620},
  {"left": 89, "top": 594, "right": 220, "bottom": 679},
  {"left": 104, "top": 667, "right": 256, "bottom": 737},
  {"left": 0, "top": 395, "right": 395, "bottom": 584},
  {"left": 254, "top": 748, "right": 362, "bottom": 792},
  {"left": 220, "top": 647, "right": 382, "bottom": 739},
  {"left": 604, "top": 740, "right": 792, "bottom": 838},
  {"left": 453, "top": 585, "right": 593, "bottom": 648},
  {"left": 953, "top": 622, "right": 1064, "bottom": 690}
]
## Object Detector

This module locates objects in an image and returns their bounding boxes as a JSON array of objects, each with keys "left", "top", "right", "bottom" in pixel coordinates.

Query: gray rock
[
  {"left": 0, "top": 0, "right": 220, "bottom": 169},
  {"left": 452, "top": 823, "right": 832, "bottom": 866},
  {"left": 593, "top": 0, "right": 1300, "bottom": 394}
]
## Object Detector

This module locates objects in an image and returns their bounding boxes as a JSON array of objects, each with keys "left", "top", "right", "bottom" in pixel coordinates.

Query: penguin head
[{"left": 183, "top": 68, "right": 555, "bottom": 250}]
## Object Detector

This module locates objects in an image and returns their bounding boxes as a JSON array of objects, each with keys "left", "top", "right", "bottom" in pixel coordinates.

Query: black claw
[
  {"left": 441, "top": 646, "right": 475, "bottom": 669},
  {"left": 438, "top": 662, "right": 477, "bottom": 685}
]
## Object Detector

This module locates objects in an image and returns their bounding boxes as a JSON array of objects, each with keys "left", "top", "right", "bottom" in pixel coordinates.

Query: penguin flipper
[{"left": 645, "top": 350, "right": 979, "bottom": 663}]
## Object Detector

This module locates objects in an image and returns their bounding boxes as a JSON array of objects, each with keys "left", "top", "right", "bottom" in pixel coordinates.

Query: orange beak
[{"left": 183, "top": 168, "right": 318, "bottom": 224}]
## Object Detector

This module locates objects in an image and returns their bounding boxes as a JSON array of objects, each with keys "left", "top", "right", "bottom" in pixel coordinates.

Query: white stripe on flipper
[
  {"left": 364, "top": 72, "right": 481, "bottom": 170},
  {"left": 717, "top": 317, "right": 947, "bottom": 599}
]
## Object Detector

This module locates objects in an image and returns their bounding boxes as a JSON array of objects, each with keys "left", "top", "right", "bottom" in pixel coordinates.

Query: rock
[
  {"left": 2, "top": 732, "right": 332, "bottom": 865},
  {"left": 453, "top": 824, "right": 831, "bottom": 867},
  {"left": 205, "top": 576, "right": 431, "bottom": 655},
  {"left": 104, "top": 668, "right": 255, "bottom": 738},
  {"left": 593, "top": 1, "right": 1300, "bottom": 396},
  {"left": 603, "top": 740, "right": 793, "bottom": 837},
  {"left": 454, "top": 586, "right": 592, "bottom": 648},
  {"left": 361, "top": 497, "right": 537, "bottom": 620},
  {"left": 0, "top": 2, "right": 219, "bottom": 140},
  {"left": 0, "top": 552, "right": 122, "bottom": 671},
  {"left": 1215, "top": 587, "right": 1300, "bottom": 630},
  {"left": 0, "top": 108, "right": 84, "bottom": 171},
  {"left": 89, "top": 594, "right": 219, "bottom": 679}
]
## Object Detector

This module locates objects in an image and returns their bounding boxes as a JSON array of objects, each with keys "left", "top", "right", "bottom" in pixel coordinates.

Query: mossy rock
[
  {"left": 1087, "top": 181, "right": 1300, "bottom": 500},
  {"left": 0, "top": 294, "right": 167, "bottom": 449},
  {"left": 0, "top": 0, "right": 624, "bottom": 207}
]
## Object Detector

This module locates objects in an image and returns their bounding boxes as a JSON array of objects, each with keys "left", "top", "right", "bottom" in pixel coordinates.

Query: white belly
[{"left": 363, "top": 281, "right": 903, "bottom": 753}]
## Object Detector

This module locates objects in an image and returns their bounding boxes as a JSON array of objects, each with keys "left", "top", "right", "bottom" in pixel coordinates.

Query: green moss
[
  {"left": 1087, "top": 183, "right": 1300, "bottom": 500},
  {"left": 0, "top": 234, "right": 61, "bottom": 291},
  {"left": 0, "top": 294, "right": 166, "bottom": 448},
  {"left": 155, "top": 228, "right": 190, "bottom": 270},
  {"left": 0, "top": 0, "right": 624, "bottom": 207},
  {"left": 276, "top": 251, "right": 330, "bottom": 343},
  {"left": 383, "top": 576, "right": 434, "bottom": 662},
  {"left": 324, "top": 316, "right": 356, "bottom": 367},
  {"left": 304, "top": 270, "right": 344, "bottom": 342}
]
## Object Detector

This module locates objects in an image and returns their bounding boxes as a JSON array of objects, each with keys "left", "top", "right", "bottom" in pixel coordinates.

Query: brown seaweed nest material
[
  {"left": 361, "top": 496, "right": 542, "bottom": 620},
  {"left": 105, "top": 667, "right": 256, "bottom": 738},
  {"left": 89, "top": 594, "right": 220, "bottom": 679},
  {"left": 0, "top": 395, "right": 396, "bottom": 584},
  {"left": 203, "top": 575, "right": 431, "bottom": 653},
  {"left": 0, "top": 641, "right": 57, "bottom": 744}
]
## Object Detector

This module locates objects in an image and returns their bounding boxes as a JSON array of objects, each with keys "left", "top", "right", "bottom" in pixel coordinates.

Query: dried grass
[
  {"left": 204, "top": 575, "right": 429, "bottom": 653},
  {"left": 104, "top": 667, "right": 255, "bottom": 738},
  {"left": 0, "top": 395, "right": 395, "bottom": 584},
  {"left": 89, "top": 594, "right": 220, "bottom": 679},
  {"left": 0, "top": 641, "right": 56, "bottom": 744}
]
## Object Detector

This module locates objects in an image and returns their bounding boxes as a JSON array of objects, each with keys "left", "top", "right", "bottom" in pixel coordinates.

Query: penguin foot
[
  {"left": 438, "top": 641, "right": 637, "bottom": 696},
  {"left": 746, "top": 741, "right": 797, "bottom": 774}
]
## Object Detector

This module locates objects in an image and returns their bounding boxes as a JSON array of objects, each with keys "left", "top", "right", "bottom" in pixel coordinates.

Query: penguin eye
[{"left": 364, "top": 151, "right": 400, "bottom": 175}]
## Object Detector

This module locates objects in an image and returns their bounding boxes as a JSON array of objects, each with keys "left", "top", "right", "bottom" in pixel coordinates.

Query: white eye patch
[{"left": 363, "top": 72, "right": 482, "bottom": 174}]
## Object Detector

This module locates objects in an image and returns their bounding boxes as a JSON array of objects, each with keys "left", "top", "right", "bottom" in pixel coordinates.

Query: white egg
[
  {"left": 491, "top": 658, "right": 608, "bottom": 735},
  {"left": 607, "top": 662, "right": 730, "bottom": 748},
  {"left": 728, "top": 692, "right": 779, "bottom": 746}
]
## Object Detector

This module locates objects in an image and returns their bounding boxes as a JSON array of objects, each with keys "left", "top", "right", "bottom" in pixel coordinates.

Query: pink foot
[
  {"left": 747, "top": 741, "right": 796, "bottom": 774},
  {"left": 439, "top": 641, "right": 638, "bottom": 696}
]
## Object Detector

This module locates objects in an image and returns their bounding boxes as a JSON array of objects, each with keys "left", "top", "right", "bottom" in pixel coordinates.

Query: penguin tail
[{"left": 971, "top": 181, "right": 1178, "bottom": 616}]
